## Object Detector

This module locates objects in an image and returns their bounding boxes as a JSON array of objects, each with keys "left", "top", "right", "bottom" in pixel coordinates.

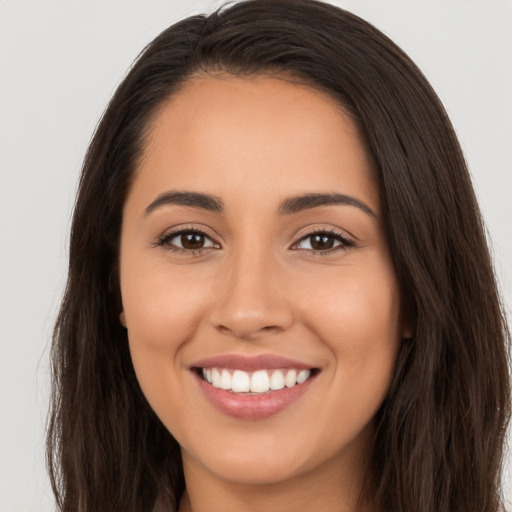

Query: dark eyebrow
[
  {"left": 144, "top": 190, "right": 224, "bottom": 216},
  {"left": 278, "top": 193, "right": 376, "bottom": 217}
]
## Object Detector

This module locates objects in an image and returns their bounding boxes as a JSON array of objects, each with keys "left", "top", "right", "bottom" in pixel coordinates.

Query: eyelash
[
  {"left": 156, "top": 227, "right": 355, "bottom": 255},
  {"left": 156, "top": 226, "right": 218, "bottom": 255},
  {"left": 291, "top": 228, "right": 355, "bottom": 254}
]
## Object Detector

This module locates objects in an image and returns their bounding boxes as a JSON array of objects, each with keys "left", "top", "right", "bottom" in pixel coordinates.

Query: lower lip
[{"left": 194, "top": 372, "right": 315, "bottom": 420}]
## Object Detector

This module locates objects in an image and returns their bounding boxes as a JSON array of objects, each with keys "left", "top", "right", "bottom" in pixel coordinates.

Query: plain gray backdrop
[{"left": 1, "top": 1, "right": 511, "bottom": 511}]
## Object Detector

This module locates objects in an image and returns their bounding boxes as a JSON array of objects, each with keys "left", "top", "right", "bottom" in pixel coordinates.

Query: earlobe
[
  {"left": 401, "top": 323, "right": 414, "bottom": 340},
  {"left": 400, "top": 310, "right": 415, "bottom": 340},
  {"left": 400, "top": 296, "right": 416, "bottom": 340},
  {"left": 399, "top": 310, "right": 415, "bottom": 341},
  {"left": 119, "top": 311, "right": 127, "bottom": 327}
]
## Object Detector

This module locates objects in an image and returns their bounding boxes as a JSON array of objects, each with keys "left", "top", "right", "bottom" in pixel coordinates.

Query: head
[{"left": 47, "top": 1, "right": 511, "bottom": 512}]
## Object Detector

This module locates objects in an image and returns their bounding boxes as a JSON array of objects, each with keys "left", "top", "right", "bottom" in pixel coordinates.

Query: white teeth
[
  {"left": 297, "top": 369, "right": 311, "bottom": 384},
  {"left": 284, "top": 369, "right": 297, "bottom": 388},
  {"left": 220, "top": 369, "right": 231, "bottom": 390},
  {"left": 211, "top": 368, "right": 221, "bottom": 387},
  {"left": 202, "top": 367, "right": 313, "bottom": 393},
  {"left": 232, "top": 370, "right": 250, "bottom": 392},
  {"left": 250, "top": 370, "right": 270, "bottom": 393},
  {"left": 269, "top": 370, "right": 285, "bottom": 390},
  {"left": 202, "top": 368, "right": 213, "bottom": 383}
]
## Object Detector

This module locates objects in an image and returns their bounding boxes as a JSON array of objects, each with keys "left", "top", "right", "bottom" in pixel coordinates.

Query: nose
[{"left": 209, "top": 248, "right": 294, "bottom": 342}]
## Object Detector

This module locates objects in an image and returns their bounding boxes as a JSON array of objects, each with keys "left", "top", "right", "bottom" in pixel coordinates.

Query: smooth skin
[{"left": 119, "top": 74, "right": 411, "bottom": 512}]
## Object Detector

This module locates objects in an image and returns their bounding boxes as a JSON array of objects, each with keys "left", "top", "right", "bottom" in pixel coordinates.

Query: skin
[{"left": 119, "top": 74, "right": 411, "bottom": 512}]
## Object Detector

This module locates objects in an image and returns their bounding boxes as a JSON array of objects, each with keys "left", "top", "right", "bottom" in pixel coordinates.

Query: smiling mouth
[{"left": 195, "top": 367, "right": 319, "bottom": 394}]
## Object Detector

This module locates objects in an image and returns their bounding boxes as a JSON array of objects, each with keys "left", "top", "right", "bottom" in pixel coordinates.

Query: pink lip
[
  {"left": 191, "top": 353, "right": 313, "bottom": 372},
  {"left": 190, "top": 354, "right": 318, "bottom": 420},
  {"left": 194, "top": 372, "right": 316, "bottom": 420}
]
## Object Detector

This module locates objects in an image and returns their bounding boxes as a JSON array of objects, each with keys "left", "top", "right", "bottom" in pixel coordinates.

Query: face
[{"left": 119, "top": 75, "right": 409, "bottom": 489}]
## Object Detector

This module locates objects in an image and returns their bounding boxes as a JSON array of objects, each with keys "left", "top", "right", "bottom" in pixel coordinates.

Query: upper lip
[{"left": 191, "top": 354, "right": 315, "bottom": 372}]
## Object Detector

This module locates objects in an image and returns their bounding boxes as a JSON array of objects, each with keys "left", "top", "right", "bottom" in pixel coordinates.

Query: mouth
[
  {"left": 190, "top": 354, "right": 320, "bottom": 419},
  {"left": 194, "top": 367, "right": 318, "bottom": 394}
]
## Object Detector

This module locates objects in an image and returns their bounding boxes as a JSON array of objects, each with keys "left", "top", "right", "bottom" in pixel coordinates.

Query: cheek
[
  {"left": 122, "top": 260, "right": 214, "bottom": 347},
  {"left": 323, "top": 278, "right": 401, "bottom": 355},
  {"left": 304, "top": 252, "right": 401, "bottom": 347},
  {"left": 120, "top": 257, "right": 215, "bottom": 414},
  {"left": 296, "top": 258, "right": 401, "bottom": 419}
]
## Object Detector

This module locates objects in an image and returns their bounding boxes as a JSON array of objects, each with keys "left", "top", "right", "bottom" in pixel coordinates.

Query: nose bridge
[{"left": 210, "top": 236, "right": 292, "bottom": 339}]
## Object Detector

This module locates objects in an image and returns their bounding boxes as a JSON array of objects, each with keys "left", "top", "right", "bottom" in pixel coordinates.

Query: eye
[
  {"left": 157, "top": 229, "right": 219, "bottom": 253},
  {"left": 293, "top": 230, "right": 354, "bottom": 253}
]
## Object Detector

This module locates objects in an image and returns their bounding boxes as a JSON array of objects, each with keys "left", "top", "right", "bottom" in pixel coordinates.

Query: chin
[
  {"left": 181, "top": 431, "right": 319, "bottom": 486},
  {"left": 203, "top": 456, "right": 309, "bottom": 486}
]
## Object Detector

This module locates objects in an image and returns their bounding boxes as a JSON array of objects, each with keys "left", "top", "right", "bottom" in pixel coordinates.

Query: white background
[{"left": 0, "top": 1, "right": 511, "bottom": 511}]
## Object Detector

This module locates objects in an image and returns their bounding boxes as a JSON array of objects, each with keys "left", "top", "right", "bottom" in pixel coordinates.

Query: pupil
[
  {"left": 311, "top": 235, "right": 334, "bottom": 250},
  {"left": 181, "top": 233, "right": 204, "bottom": 249}
]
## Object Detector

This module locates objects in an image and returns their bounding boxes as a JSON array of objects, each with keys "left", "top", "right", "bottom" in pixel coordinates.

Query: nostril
[{"left": 214, "top": 323, "right": 283, "bottom": 342}]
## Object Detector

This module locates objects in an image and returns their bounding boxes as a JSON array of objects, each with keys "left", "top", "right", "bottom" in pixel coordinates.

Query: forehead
[{"left": 129, "top": 74, "right": 378, "bottom": 213}]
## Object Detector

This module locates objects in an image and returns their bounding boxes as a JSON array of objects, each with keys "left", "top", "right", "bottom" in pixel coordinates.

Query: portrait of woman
[{"left": 0, "top": 1, "right": 510, "bottom": 511}]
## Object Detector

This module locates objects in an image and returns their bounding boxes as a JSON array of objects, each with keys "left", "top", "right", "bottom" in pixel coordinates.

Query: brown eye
[
  {"left": 294, "top": 231, "right": 353, "bottom": 252},
  {"left": 159, "top": 229, "right": 218, "bottom": 252},
  {"left": 180, "top": 232, "right": 206, "bottom": 250},
  {"left": 310, "top": 234, "right": 335, "bottom": 250}
]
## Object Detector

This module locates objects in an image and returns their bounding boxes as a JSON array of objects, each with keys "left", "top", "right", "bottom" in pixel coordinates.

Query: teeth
[
  {"left": 269, "top": 370, "right": 285, "bottom": 390},
  {"left": 211, "top": 368, "right": 221, "bottom": 387},
  {"left": 251, "top": 370, "right": 270, "bottom": 393},
  {"left": 284, "top": 369, "right": 297, "bottom": 388},
  {"left": 297, "top": 369, "right": 311, "bottom": 384},
  {"left": 201, "top": 367, "right": 313, "bottom": 394},
  {"left": 220, "top": 369, "right": 231, "bottom": 390},
  {"left": 232, "top": 370, "right": 250, "bottom": 392},
  {"left": 202, "top": 368, "right": 212, "bottom": 383}
]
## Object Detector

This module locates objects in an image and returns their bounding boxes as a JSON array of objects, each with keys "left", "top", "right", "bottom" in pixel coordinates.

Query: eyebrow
[
  {"left": 144, "top": 190, "right": 376, "bottom": 218},
  {"left": 278, "top": 193, "right": 376, "bottom": 217},
  {"left": 144, "top": 191, "right": 224, "bottom": 216}
]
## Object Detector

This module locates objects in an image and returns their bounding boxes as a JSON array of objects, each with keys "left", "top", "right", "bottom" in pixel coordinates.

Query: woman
[{"left": 46, "top": 1, "right": 511, "bottom": 511}]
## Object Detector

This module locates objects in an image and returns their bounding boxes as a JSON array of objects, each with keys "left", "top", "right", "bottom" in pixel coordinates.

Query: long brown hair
[{"left": 47, "top": 1, "right": 511, "bottom": 511}]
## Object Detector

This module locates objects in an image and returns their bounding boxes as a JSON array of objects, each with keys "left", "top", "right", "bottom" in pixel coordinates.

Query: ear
[
  {"left": 119, "top": 311, "right": 127, "bottom": 327},
  {"left": 401, "top": 322, "right": 414, "bottom": 340},
  {"left": 400, "top": 296, "right": 415, "bottom": 340}
]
